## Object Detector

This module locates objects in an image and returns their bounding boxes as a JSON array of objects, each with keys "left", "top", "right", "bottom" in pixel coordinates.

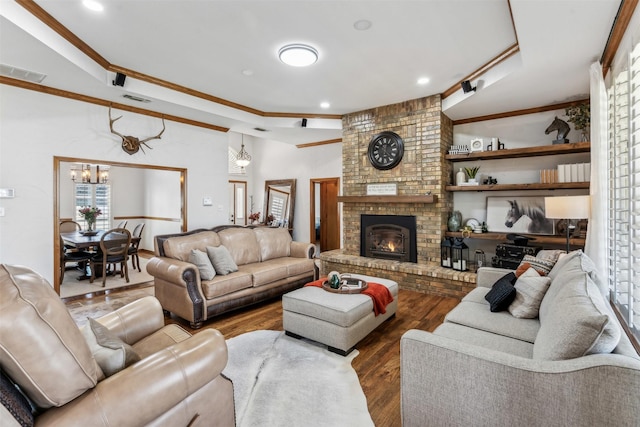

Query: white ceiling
[{"left": 0, "top": 0, "right": 621, "bottom": 145}]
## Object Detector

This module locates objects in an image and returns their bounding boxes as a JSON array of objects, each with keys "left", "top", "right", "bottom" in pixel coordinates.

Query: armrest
[
  {"left": 37, "top": 330, "right": 228, "bottom": 427},
  {"left": 146, "top": 256, "right": 199, "bottom": 287},
  {"left": 401, "top": 329, "right": 640, "bottom": 427},
  {"left": 290, "top": 241, "right": 315, "bottom": 259},
  {"left": 95, "top": 296, "right": 165, "bottom": 345},
  {"left": 476, "top": 266, "right": 512, "bottom": 288}
]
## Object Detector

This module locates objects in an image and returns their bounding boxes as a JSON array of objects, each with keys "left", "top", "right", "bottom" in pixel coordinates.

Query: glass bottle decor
[
  {"left": 456, "top": 168, "right": 466, "bottom": 185},
  {"left": 447, "top": 211, "right": 462, "bottom": 232}
]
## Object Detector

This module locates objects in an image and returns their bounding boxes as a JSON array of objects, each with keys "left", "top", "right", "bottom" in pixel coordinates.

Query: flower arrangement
[
  {"left": 266, "top": 214, "right": 275, "bottom": 224},
  {"left": 79, "top": 206, "right": 102, "bottom": 222},
  {"left": 565, "top": 103, "right": 590, "bottom": 130},
  {"left": 464, "top": 166, "right": 480, "bottom": 179},
  {"left": 248, "top": 212, "right": 261, "bottom": 222}
]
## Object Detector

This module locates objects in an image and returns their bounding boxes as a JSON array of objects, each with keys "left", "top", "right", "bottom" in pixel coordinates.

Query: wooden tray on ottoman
[{"left": 321, "top": 278, "right": 368, "bottom": 294}]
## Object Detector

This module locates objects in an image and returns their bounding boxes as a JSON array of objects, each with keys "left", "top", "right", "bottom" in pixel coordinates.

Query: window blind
[{"left": 608, "top": 40, "right": 640, "bottom": 341}]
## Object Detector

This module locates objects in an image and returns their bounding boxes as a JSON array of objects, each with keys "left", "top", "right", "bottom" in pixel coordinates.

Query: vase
[
  {"left": 447, "top": 211, "right": 462, "bottom": 232},
  {"left": 87, "top": 220, "right": 95, "bottom": 232}
]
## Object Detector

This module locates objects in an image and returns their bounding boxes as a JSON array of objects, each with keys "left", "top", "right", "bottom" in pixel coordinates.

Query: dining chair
[
  {"left": 89, "top": 228, "right": 131, "bottom": 286},
  {"left": 59, "top": 220, "right": 82, "bottom": 233},
  {"left": 59, "top": 236, "right": 92, "bottom": 283},
  {"left": 128, "top": 223, "right": 145, "bottom": 272},
  {"left": 116, "top": 220, "right": 128, "bottom": 229}
]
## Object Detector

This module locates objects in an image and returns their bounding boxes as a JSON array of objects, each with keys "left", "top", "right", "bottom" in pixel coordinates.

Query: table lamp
[{"left": 544, "top": 195, "right": 591, "bottom": 253}]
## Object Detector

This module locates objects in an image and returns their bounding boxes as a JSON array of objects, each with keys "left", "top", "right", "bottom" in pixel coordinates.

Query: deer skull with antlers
[{"left": 109, "top": 106, "right": 165, "bottom": 155}]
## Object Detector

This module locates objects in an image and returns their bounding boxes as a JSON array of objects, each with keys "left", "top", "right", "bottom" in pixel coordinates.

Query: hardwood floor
[
  {"left": 163, "top": 288, "right": 460, "bottom": 426},
  {"left": 66, "top": 282, "right": 459, "bottom": 426}
]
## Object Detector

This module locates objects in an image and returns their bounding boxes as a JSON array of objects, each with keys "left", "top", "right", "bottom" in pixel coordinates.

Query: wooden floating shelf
[
  {"left": 446, "top": 182, "right": 590, "bottom": 192},
  {"left": 337, "top": 195, "right": 437, "bottom": 203},
  {"left": 445, "top": 141, "right": 590, "bottom": 162},
  {"left": 444, "top": 231, "right": 585, "bottom": 247}
]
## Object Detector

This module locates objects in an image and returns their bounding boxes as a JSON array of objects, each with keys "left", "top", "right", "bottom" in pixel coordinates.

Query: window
[
  {"left": 74, "top": 183, "right": 111, "bottom": 230},
  {"left": 608, "top": 40, "right": 639, "bottom": 342}
]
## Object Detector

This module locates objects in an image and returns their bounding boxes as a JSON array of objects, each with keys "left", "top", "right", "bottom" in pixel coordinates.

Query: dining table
[{"left": 61, "top": 230, "right": 141, "bottom": 280}]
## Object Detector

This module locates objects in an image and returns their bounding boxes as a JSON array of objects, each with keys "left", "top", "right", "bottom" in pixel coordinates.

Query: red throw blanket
[{"left": 304, "top": 278, "right": 394, "bottom": 316}]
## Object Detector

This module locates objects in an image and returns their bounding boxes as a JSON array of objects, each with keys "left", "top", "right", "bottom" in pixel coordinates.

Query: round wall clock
[
  {"left": 470, "top": 138, "right": 484, "bottom": 152},
  {"left": 367, "top": 131, "right": 404, "bottom": 170}
]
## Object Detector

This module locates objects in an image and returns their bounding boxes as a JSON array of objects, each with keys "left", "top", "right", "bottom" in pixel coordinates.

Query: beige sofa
[
  {"left": 401, "top": 250, "right": 640, "bottom": 427},
  {"left": 0, "top": 264, "right": 234, "bottom": 427},
  {"left": 147, "top": 225, "right": 316, "bottom": 328}
]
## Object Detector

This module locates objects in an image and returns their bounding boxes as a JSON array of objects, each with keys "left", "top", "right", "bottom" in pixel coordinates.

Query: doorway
[
  {"left": 229, "top": 180, "right": 247, "bottom": 225},
  {"left": 310, "top": 178, "right": 340, "bottom": 253}
]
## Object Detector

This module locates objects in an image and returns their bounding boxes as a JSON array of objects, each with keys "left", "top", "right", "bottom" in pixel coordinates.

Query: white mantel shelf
[{"left": 337, "top": 195, "right": 437, "bottom": 204}]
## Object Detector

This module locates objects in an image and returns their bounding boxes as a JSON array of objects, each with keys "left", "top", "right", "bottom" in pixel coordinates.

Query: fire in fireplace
[{"left": 361, "top": 215, "right": 417, "bottom": 263}]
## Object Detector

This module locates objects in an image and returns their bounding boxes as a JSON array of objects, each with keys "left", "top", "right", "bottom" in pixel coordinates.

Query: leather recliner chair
[{"left": 0, "top": 264, "right": 235, "bottom": 427}]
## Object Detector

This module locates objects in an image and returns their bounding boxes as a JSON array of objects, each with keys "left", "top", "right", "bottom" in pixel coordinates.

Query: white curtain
[{"left": 585, "top": 61, "right": 608, "bottom": 284}]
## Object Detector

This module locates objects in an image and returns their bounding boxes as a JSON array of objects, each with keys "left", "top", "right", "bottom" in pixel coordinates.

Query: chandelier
[
  {"left": 236, "top": 135, "right": 251, "bottom": 168},
  {"left": 71, "top": 164, "right": 109, "bottom": 184}
]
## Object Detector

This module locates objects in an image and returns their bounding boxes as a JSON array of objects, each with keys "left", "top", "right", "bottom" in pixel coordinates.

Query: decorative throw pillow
[
  {"left": 517, "top": 254, "right": 554, "bottom": 276},
  {"left": 508, "top": 267, "right": 551, "bottom": 318},
  {"left": 0, "top": 370, "right": 33, "bottom": 427},
  {"left": 82, "top": 318, "right": 140, "bottom": 377},
  {"left": 484, "top": 272, "right": 517, "bottom": 312},
  {"left": 533, "top": 273, "right": 621, "bottom": 360},
  {"left": 536, "top": 249, "right": 564, "bottom": 264},
  {"left": 206, "top": 245, "right": 239, "bottom": 275},
  {"left": 189, "top": 249, "right": 216, "bottom": 280},
  {"left": 515, "top": 262, "right": 531, "bottom": 277}
]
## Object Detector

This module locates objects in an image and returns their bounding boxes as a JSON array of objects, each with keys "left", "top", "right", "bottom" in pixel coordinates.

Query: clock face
[
  {"left": 367, "top": 131, "right": 404, "bottom": 170},
  {"left": 470, "top": 138, "right": 484, "bottom": 152}
]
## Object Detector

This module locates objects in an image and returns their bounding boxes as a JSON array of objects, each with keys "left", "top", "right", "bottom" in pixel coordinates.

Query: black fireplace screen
[{"left": 360, "top": 215, "right": 417, "bottom": 263}]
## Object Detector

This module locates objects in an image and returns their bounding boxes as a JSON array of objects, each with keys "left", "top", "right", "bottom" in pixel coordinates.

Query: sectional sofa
[
  {"left": 401, "top": 250, "right": 640, "bottom": 426},
  {"left": 147, "top": 225, "right": 316, "bottom": 328}
]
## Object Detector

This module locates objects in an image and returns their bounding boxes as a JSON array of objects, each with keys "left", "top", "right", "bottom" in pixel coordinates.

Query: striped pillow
[{"left": 518, "top": 254, "right": 555, "bottom": 276}]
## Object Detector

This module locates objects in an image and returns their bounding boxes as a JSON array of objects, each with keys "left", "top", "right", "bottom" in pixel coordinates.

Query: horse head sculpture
[{"left": 544, "top": 116, "right": 570, "bottom": 144}]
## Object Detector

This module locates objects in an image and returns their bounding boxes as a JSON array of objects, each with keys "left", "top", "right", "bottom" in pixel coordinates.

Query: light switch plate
[
  {"left": 0, "top": 188, "right": 15, "bottom": 198},
  {"left": 202, "top": 197, "right": 213, "bottom": 206}
]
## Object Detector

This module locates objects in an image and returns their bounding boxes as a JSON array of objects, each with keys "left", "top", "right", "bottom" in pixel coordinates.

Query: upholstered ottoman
[{"left": 282, "top": 274, "right": 398, "bottom": 355}]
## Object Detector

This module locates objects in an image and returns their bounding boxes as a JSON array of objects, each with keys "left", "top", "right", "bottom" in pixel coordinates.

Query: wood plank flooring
[{"left": 164, "top": 288, "right": 460, "bottom": 427}]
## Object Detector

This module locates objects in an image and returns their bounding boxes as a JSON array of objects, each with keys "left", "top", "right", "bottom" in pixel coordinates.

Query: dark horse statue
[
  {"left": 545, "top": 116, "right": 570, "bottom": 144},
  {"left": 504, "top": 199, "right": 554, "bottom": 234}
]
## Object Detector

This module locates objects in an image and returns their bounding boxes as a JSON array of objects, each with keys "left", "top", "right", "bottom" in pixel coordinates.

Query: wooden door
[{"left": 310, "top": 178, "right": 340, "bottom": 252}]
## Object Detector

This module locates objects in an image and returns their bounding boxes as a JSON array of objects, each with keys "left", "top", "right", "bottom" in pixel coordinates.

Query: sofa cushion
[
  {"left": 533, "top": 273, "right": 621, "bottom": 360},
  {"left": 162, "top": 231, "right": 220, "bottom": 262},
  {"left": 201, "top": 271, "right": 253, "bottom": 299},
  {"left": 518, "top": 254, "right": 554, "bottom": 276},
  {"left": 254, "top": 227, "right": 291, "bottom": 261},
  {"left": 462, "top": 287, "right": 491, "bottom": 305},
  {"left": 189, "top": 249, "right": 216, "bottom": 280},
  {"left": 541, "top": 251, "right": 605, "bottom": 320},
  {"left": 484, "top": 272, "right": 516, "bottom": 312},
  {"left": 239, "top": 262, "right": 289, "bottom": 287},
  {"left": 434, "top": 322, "right": 534, "bottom": 358},
  {"left": 206, "top": 245, "right": 239, "bottom": 275},
  {"left": 444, "top": 300, "right": 540, "bottom": 343},
  {"left": 218, "top": 228, "right": 261, "bottom": 265},
  {"left": 0, "top": 265, "right": 102, "bottom": 409},
  {"left": 508, "top": 268, "right": 551, "bottom": 319},
  {"left": 81, "top": 318, "right": 141, "bottom": 377}
]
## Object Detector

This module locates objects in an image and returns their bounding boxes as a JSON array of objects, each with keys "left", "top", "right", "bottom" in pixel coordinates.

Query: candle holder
[
  {"left": 452, "top": 238, "right": 469, "bottom": 271},
  {"left": 440, "top": 238, "right": 453, "bottom": 268}
]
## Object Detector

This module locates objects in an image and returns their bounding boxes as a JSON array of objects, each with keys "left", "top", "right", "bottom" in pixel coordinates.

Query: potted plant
[
  {"left": 464, "top": 166, "right": 480, "bottom": 184},
  {"left": 565, "top": 103, "right": 590, "bottom": 141},
  {"left": 248, "top": 212, "right": 261, "bottom": 224}
]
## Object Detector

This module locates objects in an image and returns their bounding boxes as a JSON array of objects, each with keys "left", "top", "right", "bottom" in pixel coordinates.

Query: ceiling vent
[
  {"left": 0, "top": 64, "right": 46, "bottom": 83},
  {"left": 122, "top": 94, "right": 151, "bottom": 103}
]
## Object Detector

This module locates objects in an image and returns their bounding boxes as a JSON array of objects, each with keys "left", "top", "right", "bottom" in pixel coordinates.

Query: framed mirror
[{"left": 264, "top": 179, "right": 296, "bottom": 231}]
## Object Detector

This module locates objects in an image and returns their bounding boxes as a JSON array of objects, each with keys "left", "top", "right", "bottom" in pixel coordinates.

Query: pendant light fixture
[{"left": 236, "top": 135, "right": 251, "bottom": 168}]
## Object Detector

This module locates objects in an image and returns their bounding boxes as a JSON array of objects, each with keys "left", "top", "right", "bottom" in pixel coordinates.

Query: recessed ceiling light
[
  {"left": 417, "top": 77, "right": 430, "bottom": 85},
  {"left": 278, "top": 44, "right": 318, "bottom": 67},
  {"left": 320, "top": 102, "right": 330, "bottom": 109},
  {"left": 242, "top": 69, "right": 254, "bottom": 76},
  {"left": 354, "top": 20, "right": 372, "bottom": 31},
  {"left": 82, "top": 0, "right": 104, "bottom": 12}
]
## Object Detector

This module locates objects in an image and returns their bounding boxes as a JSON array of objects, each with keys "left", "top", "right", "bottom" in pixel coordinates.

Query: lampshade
[{"left": 544, "top": 195, "right": 590, "bottom": 219}]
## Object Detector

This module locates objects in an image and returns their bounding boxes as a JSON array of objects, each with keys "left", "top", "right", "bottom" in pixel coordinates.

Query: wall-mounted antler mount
[{"left": 109, "top": 106, "right": 165, "bottom": 155}]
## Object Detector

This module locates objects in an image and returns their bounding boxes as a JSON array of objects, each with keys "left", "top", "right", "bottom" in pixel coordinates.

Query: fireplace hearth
[{"left": 361, "top": 215, "right": 417, "bottom": 263}]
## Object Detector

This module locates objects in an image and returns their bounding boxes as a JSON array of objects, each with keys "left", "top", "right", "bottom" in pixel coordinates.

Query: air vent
[
  {"left": 122, "top": 94, "right": 151, "bottom": 103},
  {"left": 0, "top": 64, "right": 46, "bottom": 83},
  {"left": 253, "top": 127, "right": 268, "bottom": 132}
]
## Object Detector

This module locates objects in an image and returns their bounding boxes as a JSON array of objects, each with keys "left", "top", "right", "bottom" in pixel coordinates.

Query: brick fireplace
[{"left": 319, "top": 95, "right": 476, "bottom": 298}]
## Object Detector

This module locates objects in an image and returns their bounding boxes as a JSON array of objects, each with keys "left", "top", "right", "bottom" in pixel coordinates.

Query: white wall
[
  {"left": 0, "top": 85, "right": 229, "bottom": 283},
  {"left": 250, "top": 139, "right": 342, "bottom": 242}
]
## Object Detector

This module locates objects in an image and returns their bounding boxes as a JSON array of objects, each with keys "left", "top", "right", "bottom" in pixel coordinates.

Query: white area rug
[
  {"left": 60, "top": 257, "right": 153, "bottom": 298},
  {"left": 223, "top": 330, "right": 374, "bottom": 427}
]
